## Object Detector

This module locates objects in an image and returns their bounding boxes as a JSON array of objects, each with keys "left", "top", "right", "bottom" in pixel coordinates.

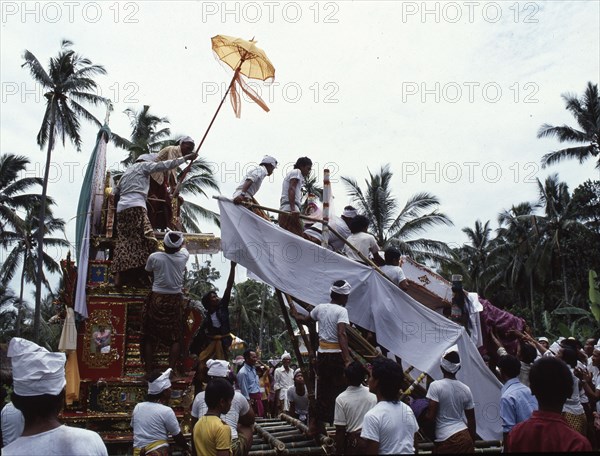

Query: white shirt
[
  {"left": 145, "top": 248, "right": 189, "bottom": 293},
  {"left": 343, "top": 232, "right": 379, "bottom": 262},
  {"left": 426, "top": 378, "right": 475, "bottom": 442},
  {"left": 380, "top": 265, "right": 407, "bottom": 287},
  {"left": 280, "top": 169, "right": 304, "bottom": 211},
  {"left": 274, "top": 366, "right": 295, "bottom": 400},
  {"left": 310, "top": 303, "right": 350, "bottom": 353},
  {"left": 334, "top": 385, "right": 377, "bottom": 432},
  {"left": 303, "top": 216, "right": 351, "bottom": 251},
  {"left": 287, "top": 386, "right": 309, "bottom": 421},
  {"left": 2, "top": 425, "right": 107, "bottom": 456},
  {"left": 131, "top": 402, "right": 181, "bottom": 449},
  {"left": 563, "top": 368, "right": 584, "bottom": 415},
  {"left": 1, "top": 402, "right": 24, "bottom": 446},
  {"left": 116, "top": 156, "right": 187, "bottom": 212},
  {"left": 360, "top": 401, "right": 419, "bottom": 455},
  {"left": 233, "top": 165, "right": 269, "bottom": 198},
  {"left": 191, "top": 390, "right": 250, "bottom": 439}
]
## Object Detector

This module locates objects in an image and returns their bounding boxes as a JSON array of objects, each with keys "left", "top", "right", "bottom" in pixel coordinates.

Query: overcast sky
[{"left": 1, "top": 0, "right": 599, "bottom": 294}]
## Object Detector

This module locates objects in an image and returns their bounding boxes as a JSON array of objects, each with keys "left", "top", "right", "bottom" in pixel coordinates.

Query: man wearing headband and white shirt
[
  {"left": 233, "top": 155, "right": 278, "bottom": 206},
  {"left": 112, "top": 149, "right": 197, "bottom": 287},
  {"left": 131, "top": 368, "right": 191, "bottom": 456},
  {"left": 148, "top": 136, "right": 196, "bottom": 230},
  {"left": 304, "top": 206, "right": 358, "bottom": 252},
  {"left": 3, "top": 338, "right": 107, "bottom": 456},
  {"left": 143, "top": 230, "right": 189, "bottom": 376},
  {"left": 290, "top": 280, "right": 352, "bottom": 426},
  {"left": 274, "top": 351, "right": 294, "bottom": 414},
  {"left": 425, "top": 347, "right": 476, "bottom": 453},
  {"left": 191, "top": 360, "right": 255, "bottom": 456}
]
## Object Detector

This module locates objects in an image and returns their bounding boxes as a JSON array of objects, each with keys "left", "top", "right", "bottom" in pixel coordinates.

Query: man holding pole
[{"left": 289, "top": 280, "right": 352, "bottom": 426}]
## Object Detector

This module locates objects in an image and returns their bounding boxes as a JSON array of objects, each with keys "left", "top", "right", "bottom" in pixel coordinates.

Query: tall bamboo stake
[{"left": 321, "top": 169, "right": 331, "bottom": 248}]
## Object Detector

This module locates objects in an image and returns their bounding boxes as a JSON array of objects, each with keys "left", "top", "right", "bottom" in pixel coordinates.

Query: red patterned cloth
[{"left": 478, "top": 298, "right": 526, "bottom": 358}]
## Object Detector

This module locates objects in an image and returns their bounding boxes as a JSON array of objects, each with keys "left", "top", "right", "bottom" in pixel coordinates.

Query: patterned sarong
[
  {"left": 142, "top": 292, "right": 185, "bottom": 345},
  {"left": 111, "top": 206, "right": 157, "bottom": 273},
  {"left": 563, "top": 411, "right": 587, "bottom": 436},
  {"left": 433, "top": 428, "right": 474, "bottom": 454},
  {"left": 278, "top": 212, "right": 304, "bottom": 237},
  {"left": 316, "top": 352, "right": 346, "bottom": 424}
]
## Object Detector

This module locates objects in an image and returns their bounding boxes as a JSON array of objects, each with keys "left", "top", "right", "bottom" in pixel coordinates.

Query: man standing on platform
[
  {"left": 142, "top": 230, "right": 189, "bottom": 376},
  {"left": 289, "top": 280, "right": 352, "bottom": 426},
  {"left": 274, "top": 352, "right": 294, "bottom": 414},
  {"left": 233, "top": 155, "right": 277, "bottom": 205},
  {"left": 237, "top": 349, "right": 264, "bottom": 418}
]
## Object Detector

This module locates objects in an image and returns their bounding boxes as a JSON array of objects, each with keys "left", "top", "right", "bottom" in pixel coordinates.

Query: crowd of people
[{"left": 2, "top": 142, "right": 600, "bottom": 455}]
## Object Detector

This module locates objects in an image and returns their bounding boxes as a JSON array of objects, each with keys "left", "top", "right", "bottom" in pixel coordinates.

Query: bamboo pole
[
  {"left": 321, "top": 169, "right": 331, "bottom": 248},
  {"left": 279, "top": 413, "right": 334, "bottom": 449},
  {"left": 253, "top": 423, "right": 286, "bottom": 452}
]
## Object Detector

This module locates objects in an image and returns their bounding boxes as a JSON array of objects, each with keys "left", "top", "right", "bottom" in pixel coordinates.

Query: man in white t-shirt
[
  {"left": 334, "top": 361, "right": 377, "bottom": 454},
  {"left": 425, "top": 347, "right": 476, "bottom": 453},
  {"left": 3, "top": 338, "right": 108, "bottom": 456},
  {"left": 143, "top": 230, "right": 190, "bottom": 375},
  {"left": 233, "top": 155, "right": 277, "bottom": 205},
  {"left": 342, "top": 215, "right": 384, "bottom": 265},
  {"left": 290, "top": 280, "right": 352, "bottom": 426},
  {"left": 304, "top": 206, "right": 358, "bottom": 252},
  {"left": 360, "top": 357, "right": 419, "bottom": 455},
  {"left": 380, "top": 247, "right": 409, "bottom": 291},
  {"left": 131, "top": 368, "right": 190, "bottom": 456},
  {"left": 278, "top": 156, "right": 312, "bottom": 236},
  {"left": 191, "top": 359, "right": 255, "bottom": 456},
  {"left": 274, "top": 352, "right": 294, "bottom": 413},
  {"left": 287, "top": 369, "right": 310, "bottom": 424}
]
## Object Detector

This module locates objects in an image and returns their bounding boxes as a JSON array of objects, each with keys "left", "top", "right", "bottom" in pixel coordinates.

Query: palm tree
[
  {"left": 538, "top": 82, "right": 600, "bottom": 169},
  {"left": 342, "top": 164, "right": 453, "bottom": 262},
  {"left": 177, "top": 159, "right": 221, "bottom": 231},
  {"left": 0, "top": 203, "right": 70, "bottom": 336},
  {"left": 22, "top": 39, "right": 108, "bottom": 341},
  {"left": 0, "top": 286, "right": 19, "bottom": 342},
  {"left": 458, "top": 220, "right": 495, "bottom": 295},
  {"left": 0, "top": 154, "right": 44, "bottom": 238},
  {"left": 118, "top": 105, "right": 173, "bottom": 166},
  {"left": 530, "top": 175, "right": 590, "bottom": 307}
]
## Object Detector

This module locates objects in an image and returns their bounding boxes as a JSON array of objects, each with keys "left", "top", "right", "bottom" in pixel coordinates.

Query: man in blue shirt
[
  {"left": 498, "top": 354, "right": 538, "bottom": 446},
  {"left": 237, "top": 349, "right": 263, "bottom": 417}
]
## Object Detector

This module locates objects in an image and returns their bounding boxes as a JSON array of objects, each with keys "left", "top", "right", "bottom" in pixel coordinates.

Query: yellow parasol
[{"left": 173, "top": 35, "right": 275, "bottom": 196}]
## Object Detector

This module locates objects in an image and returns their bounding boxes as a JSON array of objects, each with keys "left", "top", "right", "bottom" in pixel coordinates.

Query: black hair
[
  {"left": 561, "top": 338, "right": 578, "bottom": 351},
  {"left": 293, "top": 157, "right": 312, "bottom": 169},
  {"left": 561, "top": 347, "right": 578, "bottom": 368},
  {"left": 529, "top": 357, "right": 573, "bottom": 409},
  {"left": 345, "top": 361, "right": 367, "bottom": 386},
  {"left": 349, "top": 215, "right": 369, "bottom": 234},
  {"left": 201, "top": 290, "right": 218, "bottom": 308},
  {"left": 371, "top": 358, "right": 403, "bottom": 402},
  {"left": 384, "top": 247, "right": 401, "bottom": 264},
  {"left": 444, "top": 351, "right": 460, "bottom": 364},
  {"left": 520, "top": 342, "right": 537, "bottom": 364},
  {"left": 243, "top": 348, "right": 255, "bottom": 361},
  {"left": 12, "top": 390, "right": 65, "bottom": 421},
  {"left": 205, "top": 378, "right": 234, "bottom": 409},
  {"left": 497, "top": 355, "right": 521, "bottom": 379}
]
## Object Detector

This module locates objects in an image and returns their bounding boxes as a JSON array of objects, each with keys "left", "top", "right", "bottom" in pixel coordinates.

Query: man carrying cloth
[
  {"left": 232, "top": 155, "right": 277, "bottom": 220},
  {"left": 290, "top": 280, "right": 352, "bottom": 425}
]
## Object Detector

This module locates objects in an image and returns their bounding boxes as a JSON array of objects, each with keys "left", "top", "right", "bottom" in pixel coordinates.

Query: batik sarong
[
  {"left": 111, "top": 206, "right": 157, "bottom": 273},
  {"left": 563, "top": 411, "right": 587, "bottom": 436},
  {"left": 142, "top": 292, "right": 184, "bottom": 345},
  {"left": 433, "top": 428, "right": 474, "bottom": 454}
]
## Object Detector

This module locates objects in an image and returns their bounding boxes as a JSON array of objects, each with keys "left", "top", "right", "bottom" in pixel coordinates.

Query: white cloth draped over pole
[{"left": 217, "top": 197, "right": 502, "bottom": 440}]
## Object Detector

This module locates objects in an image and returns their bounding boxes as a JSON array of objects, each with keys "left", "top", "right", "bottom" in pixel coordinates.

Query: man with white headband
[
  {"left": 131, "top": 368, "right": 191, "bottom": 456},
  {"left": 425, "top": 347, "right": 476, "bottom": 453},
  {"left": 148, "top": 136, "right": 196, "bottom": 230},
  {"left": 111, "top": 147, "right": 197, "bottom": 287},
  {"left": 191, "top": 360, "right": 255, "bottom": 456},
  {"left": 142, "top": 230, "right": 189, "bottom": 376},
  {"left": 3, "top": 338, "right": 108, "bottom": 456},
  {"left": 290, "top": 280, "right": 352, "bottom": 427},
  {"left": 274, "top": 351, "right": 294, "bottom": 414},
  {"left": 304, "top": 205, "right": 358, "bottom": 252},
  {"left": 233, "top": 155, "right": 278, "bottom": 211}
]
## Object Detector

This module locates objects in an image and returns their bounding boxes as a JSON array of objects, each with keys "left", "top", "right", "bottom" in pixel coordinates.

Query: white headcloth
[
  {"left": 164, "top": 230, "right": 184, "bottom": 248},
  {"left": 207, "top": 359, "right": 230, "bottom": 378},
  {"left": 342, "top": 207, "right": 358, "bottom": 218},
  {"left": 294, "top": 368, "right": 302, "bottom": 378},
  {"left": 148, "top": 368, "right": 172, "bottom": 395},
  {"left": 8, "top": 337, "right": 66, "bottom": 396},
  {"left": 260, "top": 155, "right": 278, "bottom": 167},
  {"left": 331, "top": 281, "right": 352, "bottom": 295},
  {"left": 136, "top": 153, "right": 158, "bottom": 162},
  {"left": 440, "top": 345, "right": 461, "bottom": 374},
  {"left": 281, "top": 351, "right": 291, "bottom": 361}
]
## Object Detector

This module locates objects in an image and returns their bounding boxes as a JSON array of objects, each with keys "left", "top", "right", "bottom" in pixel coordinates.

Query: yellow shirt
[{"left": 193, "top": 415, "right": 232, "bottom": 456}]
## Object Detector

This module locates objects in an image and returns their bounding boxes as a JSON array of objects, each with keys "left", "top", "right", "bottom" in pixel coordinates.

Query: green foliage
[{"left": 185, "top": 257, "right": 221, "bottom": 300}]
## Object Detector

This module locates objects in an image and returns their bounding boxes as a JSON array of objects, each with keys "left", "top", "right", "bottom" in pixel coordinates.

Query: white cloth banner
[{"left": 218, "top": 198, "right": 502, "bottom": 440}]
